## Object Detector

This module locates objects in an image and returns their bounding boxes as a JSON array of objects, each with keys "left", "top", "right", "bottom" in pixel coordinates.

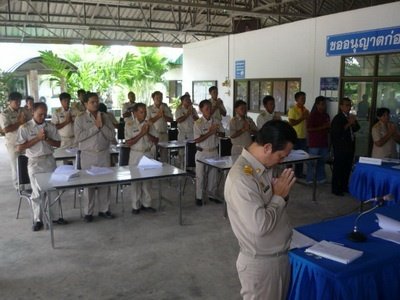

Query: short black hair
[
  {"left": 376, "top": 107, "right": 390, "bottom": 117},
  {"left": 83, "top": 92, "right": 98, "bottom": 103},
  {"left": 208, "top": 86, "right": 218, "bottom": 94},
  {"left": 255, "top": 120, "right": 297, "bottom": 152},
  {"left": 98, "top": 103, "right": 107, "bottom": 113},
  {"left": 33, "top": 102, "right": 47, "bottom": 111},
  {"left": 294, "top": 91, "right": 306, "bottom": 100},
  {"left": 77, "top": 89, "right": 86, "bottom": 96},
  {"left": 311, "top": 96, "right": 326, "bottom": 112},
  {"left": 59, "top": 92, "right": 71, "bottom": 101},
  {"left": 234, "top": 100, "right": 247, "bottom": 109},
  {"left": 180, "top": 94, "right": 190, "bottom": 102},
  {"left": 151, "top": 91, "right": 162, "bottom": 98},
  {"left": 339, "top": 97, "right": 352, "bottom": 106},
  {"left": 262, "top": 95, "right": 275, "bottom": 106},
  {"left": 8, "top": 92, "right": 22, "bottom": 101},
  {"left": 199, "top": 99, "right": 211, "bottom": 109},
  {"left": 133, "top": 102, "right": 147, "bottom": 112},
  {"left": 26, "top": 96, "right": 34, "bottom": 102}
]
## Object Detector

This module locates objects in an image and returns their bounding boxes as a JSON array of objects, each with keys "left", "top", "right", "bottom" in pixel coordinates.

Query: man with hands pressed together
[
  {"left": 225, "top": 120, "right": 297, "bottom": 300},
  {"left": 125, "top": 103, "right": 159, "bottom": 214},
  {"left": 74, "top": 92, "right": 116, "bottom": 222},
  {"left": 208, "top": 86, "right": 227, "bottom": 122},
  {"left": 0, "top": 92, "right": 32, "bottom": 188},
  {"left": 16, "top": 102, "right": 65, "bottom": 231},
  {"left": 194, "top": 99, "right": 224, "bottom": 206}
]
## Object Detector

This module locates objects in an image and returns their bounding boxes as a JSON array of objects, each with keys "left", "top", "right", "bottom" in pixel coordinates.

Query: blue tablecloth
[
  {"left": 349, "top": 162, "right": 400, "bottom": 203},
  {"left": 288, "top": 206, "right": 400, "bottom": 300}
]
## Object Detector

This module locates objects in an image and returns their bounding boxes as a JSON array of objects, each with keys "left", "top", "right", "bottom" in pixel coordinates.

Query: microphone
[{"left": 348, "top": 194, "right": 393, "bottom": 242}]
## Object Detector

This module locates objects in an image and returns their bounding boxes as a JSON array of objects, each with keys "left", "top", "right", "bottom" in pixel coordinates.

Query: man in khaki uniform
[
  {"left": 125, "top": 103, "right": 159, "bottom": 214},
  {"left": 256, "top": 95, "right": 282, "bottom": 129},
  {"left": 122, "top": 91, "right": 136, "bottom": 118},
  {"left": 229, "top": 100, "right": 257, "bottom": 155},
  {"left": 175, "top": 94, "right": 199, "bottom": 141},
  {"left": 147, "top": 91, "right": 173, "bottom": 161},
  {"left": 16, "top": 103, "right": 66, "bottom": 231},
  {"left": 224, "top": 120, "right": 297, "bottom": 300},
  {"left": 194, "top": 99, "right": 224, "bottom": 206},
  {"left": 71, "top": 89, "right": 86, "bottom": 113},
  {"left": 0, "top": 92, "right": 31, "bottom": 188},
  {"left": 208, "top": 86, "right": 227, "bottom": 122},
  {"left": 74, "top": 92, "right": 116, "bottom": 222},
  {"left": 51, "top": 92, "right": 79, "bottom": 149}
]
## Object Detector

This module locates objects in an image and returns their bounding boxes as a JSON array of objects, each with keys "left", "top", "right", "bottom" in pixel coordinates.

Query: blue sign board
[
  {"left": 326, "top": 26, "right": 400, "bottom": 56},
  {"left": 320, "top": 77, "right": 339, "bottom": 91},
  {"left": 235, "top": 60, "right": 245, "bottom": 79}
]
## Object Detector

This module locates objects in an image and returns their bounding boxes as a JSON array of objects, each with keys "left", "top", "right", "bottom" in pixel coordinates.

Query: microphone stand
[{"left": 348, "top": 195, "right": 391, "bottom": 242}]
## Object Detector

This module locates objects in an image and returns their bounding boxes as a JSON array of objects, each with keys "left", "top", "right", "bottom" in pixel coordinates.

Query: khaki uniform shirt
[
  {"left": 0, "top": 106, "right": 32, "bottom": 146},
  {"left": 371, "top": 122, "right": 397, "bottom": 159},
  {"left": 16, "top": 119, "right": 60, "bottom": 158},
  {"left": 122, "top": 101, "right": 136, "bottom": 114},
  {"left": 125, "top": 117, "right": 156, "bottom": 153},
  {"left": 71, "top": 101, "right": 86, "bottom": 113},
  {"left": 175, "top": 105, "right": 199, "bottom": 135},
  {"left": 193, "top": 116, "right": 221, "bottom": 150},
  {"left": 210, "top": 98, "right": 227, "bottom": 122},
  {"left": 74, "top": 111, "right": 115, "bottom": 152},
  {"left": 224, "top": 149, "right": 292, "bottom": 257},
  {"left": 51, "top": 107, "right": 79, "bottom": 139},
  {"left": 147, "top": 103, "right": 173, "bottom": 135},
  {"left": 229, "top": 116, "right": 257, "bottom": 147},
  {"left": 257, "top": 111, "right": 280, "bottom": 129}
]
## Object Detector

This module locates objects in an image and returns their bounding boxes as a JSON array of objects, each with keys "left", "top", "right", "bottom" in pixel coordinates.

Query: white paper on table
[
  {"left": 50, "top": 165, "right": 80, "bottom": 182},
  {"left": 86, "top": 166, "right": 113, "bottom": 176},
  {"left": 138, "top": 156, "right": 162, "bottom": 170},
  {"left": 371, "top": 213, "right": 400, "bottom": 244},
  {"left": 305, "top": 240, "right": 363, "bottom": 264},
  {"left": 65, "top": 148, "right": 78, "bottom": 154},
  {"left": 205, "top": 157, "right": 230, "bottom": 164},
  {"left": 290, "top": 230, "right": 317, "bottom": 250},
  {"left": 284, "top": 150, "right": 309, "bottom": 161}
]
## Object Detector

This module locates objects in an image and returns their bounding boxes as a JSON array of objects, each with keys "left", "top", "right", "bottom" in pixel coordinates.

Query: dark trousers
[
  {"left": 332, "top": 150, "right": 354, "bottom": 194},
  {"left": 294, "top": 138, "right": 307, "bottom": 177}
]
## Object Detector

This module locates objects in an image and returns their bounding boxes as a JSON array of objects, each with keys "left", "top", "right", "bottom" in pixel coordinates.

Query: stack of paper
[
  {"left": 371, "top": 214, "right": 400, "bottom": 244},
  {"left": 50, "top": 165, "right": 80, "bottom": 182},
  {"left": 305, "top": 240, "right": 363, "bottom": 264},
  {"left": 285, "top": 149, "right": 309, "bottom": 161},
  {"left": 138, "top": 156, "right": 162, "bottom": 170},
  {"left": 290, "top": 230, "right": 317, "bottom": 249},
  {"left": 86, "top": 166, "right": 113, "bottom": 176}
]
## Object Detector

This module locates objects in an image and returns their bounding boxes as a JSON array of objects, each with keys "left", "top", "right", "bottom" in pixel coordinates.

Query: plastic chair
[
  {"left": 182, "top": 141, "right": 197, "bottom": 194},
  {"left": 16, "top": 155, "right": 33, "bottom": 222},
  {"left": 219, "top": 137, "right": 232, "bottom": 157}
]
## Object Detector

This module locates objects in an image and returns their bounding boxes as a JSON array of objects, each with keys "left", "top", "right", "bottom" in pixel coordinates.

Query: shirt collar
[{"left": 241, "top": 148, "right": 266, "bottom": 179}]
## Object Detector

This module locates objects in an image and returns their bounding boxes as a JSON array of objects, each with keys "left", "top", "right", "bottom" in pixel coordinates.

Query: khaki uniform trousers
[
  {"left": 195, "top": 149, "right": 218, "bottom": 199},
  {"left": 81, "top": 150, "right": 111, "bottom": 215},
  {"left": 60, "top": 137, "right": 76, "bottom": 149},
  {"left": 236, "top": 252, "right": 290, "bottom": 300},
  {"left": 6, "top": 142, "right": 19, "bottom": 188},
  {"left": 129, "top": 150, "right": 153, "bottom": 209},
  {"left": 28, "top": 156, "right": 58, "bottom": 222}
]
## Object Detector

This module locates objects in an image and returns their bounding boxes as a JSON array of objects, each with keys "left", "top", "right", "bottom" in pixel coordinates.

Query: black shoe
[
  {"left": 332, "top": 191, "right": 344, "bottom": 197},
  {"left": 196, "top": 199, "right": 203, "bottom": 206},
  {"left": 209, "top": 197, "right": 223, "bottom": 204},
  {"left": 131, "top": 208, "right": 140, "bottom": 215},
  {"left": 98, "top": 211, "right": 115, "bottom": 219},
  {"left": 32, "top": 221, "right": 43, "bottom": 232},
  {"left": 142, "top": 206, "right": 156, "bottom": 213},
  {"left": 52, "top": 218, "right": 68, "bottom": 225},
  {"left": 84, "top": 215, "right": 93, "bottom": 223}
]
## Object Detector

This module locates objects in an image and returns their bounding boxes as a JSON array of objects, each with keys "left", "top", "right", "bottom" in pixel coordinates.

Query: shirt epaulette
[
  {"left": 195, "top": 118, "right": 203, "bottom": 124},
  {"left": 126, "top": 120, "right": 133, "bottom": 126},
  {"left": 55, "top": 108, "right": 62, "bottom": 113}
]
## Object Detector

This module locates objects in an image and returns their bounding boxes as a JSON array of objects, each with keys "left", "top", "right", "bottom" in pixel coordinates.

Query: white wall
[{"left": 183, "top": 2, "right": 400, "bottom": 119}]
